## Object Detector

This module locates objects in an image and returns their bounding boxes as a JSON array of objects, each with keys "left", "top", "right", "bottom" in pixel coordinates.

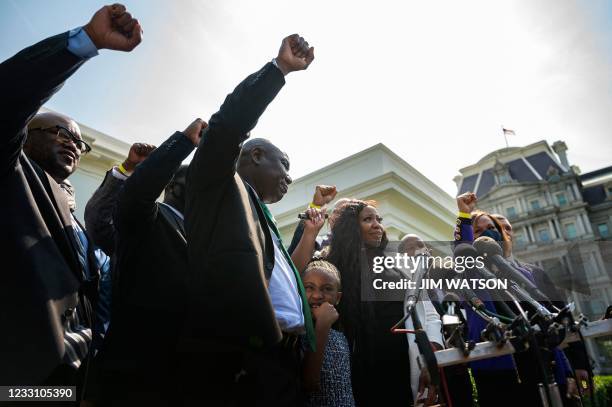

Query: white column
[
  {"left": 548, "top": 219, "right": 557, "bottom": 239},
  {"left": 545, "top": 190, "right": 553, "bottom": 206},
  {"left": 527, "top": 225, "right": 536, "bottom": 242},
  {"left": 517, "top": 199, "right": 524, "bottom": 213},
  {"left": 522, "top": 226, "right": 531, "bottom": 243},
  {"left": 576, "top": 215, "right": 586, "bottom": 235},
  {"left": 582, "top": 213, "right": 593, "bottom": 234},
  {"left": 572, "top": 183, "right": 582, "bottom": 201},
  {"left": 566, "top": 184, "right": 575, "bottom": 201}
]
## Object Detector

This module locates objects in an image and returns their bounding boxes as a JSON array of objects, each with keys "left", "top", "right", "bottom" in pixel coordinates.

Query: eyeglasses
[{"left": 29, "top": 125, "right": 92, "bottom": 155}]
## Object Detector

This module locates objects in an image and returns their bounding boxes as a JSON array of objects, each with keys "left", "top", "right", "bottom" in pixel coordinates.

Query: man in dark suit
[
  {"left": 85, "top": 142, "right": 156, "bottom": 256},
  {"left": 184, "top": 34, "right": 318, "bottom": 405},
  {"left": 0, "top": 3, "right": 141, "bottom": 395},
  {"left": 95, "top": 120, "right": 204, "bottom": 406}
]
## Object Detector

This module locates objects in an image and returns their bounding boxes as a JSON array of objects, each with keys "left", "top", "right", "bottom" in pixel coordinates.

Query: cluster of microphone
[{"left": 434, "top": 236, "right": 583, "bottom": 354}]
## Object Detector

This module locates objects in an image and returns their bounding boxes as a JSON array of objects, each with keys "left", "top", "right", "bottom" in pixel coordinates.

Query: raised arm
[
  {"left": 0, "top": 4, "right": 142, "bottom": 175},
  {"left": 187, "top": 34, "right": 314, "bottom": 191},
  {"left": 85, "top": 143, "right": 156, "bottom": 254},
  {"left": 115, "top": 121, "right": 202, "bottom": 231},
  {"left": 454, "top": 192, "right": 477, "bottom": 244}
]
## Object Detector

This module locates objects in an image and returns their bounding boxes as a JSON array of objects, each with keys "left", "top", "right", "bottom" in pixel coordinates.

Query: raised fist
[
  {"left": 84, "top": 4, "right": 143, "bottom": 51},
  {"left": 456, "top": 192, "right": 477, "bottom": 214},
  {"left": 122, "top": 142, "right": 156, "bottom": 174},
  {"left": 312, "top": 185, "right": 337, "bottom": 207},
  {"left": 183, "top": 118, "right": 208, "bottom": 146},
  {"left": 303, "top": 207, "right": 327, "bottom": 236},
  {"left": 275, "top": 34, "right": 315, "bottom": 75},
  {"left": 311, "top": 302, "right": 339, "bottom": 327}
]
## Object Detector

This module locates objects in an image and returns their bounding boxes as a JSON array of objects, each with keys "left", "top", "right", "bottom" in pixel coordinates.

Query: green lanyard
[{"left": 257, "top": 199, "right": 316, "bottom": 352}]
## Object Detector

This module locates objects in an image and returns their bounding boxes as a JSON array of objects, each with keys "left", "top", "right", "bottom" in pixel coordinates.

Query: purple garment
[
  {"left": 454, "top": 218, "right": 572, "bottom": 380},
  {"left": 454, "top": 217, "right": 516, "bottom": 371}
]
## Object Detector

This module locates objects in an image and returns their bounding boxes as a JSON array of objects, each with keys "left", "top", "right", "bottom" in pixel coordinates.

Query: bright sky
[{"left": 2, "top": 0, "right": 611, "bottom": 195}]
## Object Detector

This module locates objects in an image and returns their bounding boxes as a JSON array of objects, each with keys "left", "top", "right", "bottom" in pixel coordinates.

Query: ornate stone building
[{"left": 454, "top": 140, "right": 612, "bottom": 372}]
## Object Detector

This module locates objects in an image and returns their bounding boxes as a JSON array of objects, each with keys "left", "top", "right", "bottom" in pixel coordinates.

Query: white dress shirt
[{"left": 267, "top": 225, "right": 305, "bottom": 334}]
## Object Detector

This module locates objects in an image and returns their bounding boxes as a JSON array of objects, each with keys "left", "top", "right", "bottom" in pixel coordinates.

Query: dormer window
[{"left": 493, "top": 160, "right": 512, "bottom": 185}]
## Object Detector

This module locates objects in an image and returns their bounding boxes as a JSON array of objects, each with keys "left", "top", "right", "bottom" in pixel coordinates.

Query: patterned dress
[{"left": 305, "top": 329, "right": 355, "bottom": 407}]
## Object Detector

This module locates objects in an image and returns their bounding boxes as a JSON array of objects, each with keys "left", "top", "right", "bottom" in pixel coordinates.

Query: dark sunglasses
[{"left": 29, "top": 125, "right": 92, "bottom": 155}]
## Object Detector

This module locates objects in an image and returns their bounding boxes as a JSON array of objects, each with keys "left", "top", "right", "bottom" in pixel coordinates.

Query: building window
[
  {"left": 506, "top": 206, "right": 517, "bottom": 218},
  {"left": 565, "top": 223, "right": 577, "bottom": 239},
  {"left": 538, "top": 229, "right": 550, "bottom": 242},
  {"left": 530, "top": 200, "right": 541, "bottom": 210},
  {"left": 598, "top": 223, "right": 609, "bottom": 238},
  {"left": 515, "top": 233, "right": 525, "bottom": 244},
  {"left": 556, "top": 193, "right": 567, "bottom": 206}
]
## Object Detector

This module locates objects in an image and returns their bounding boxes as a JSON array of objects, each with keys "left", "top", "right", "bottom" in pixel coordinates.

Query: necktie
[{"left": 257, "top": 199, "right": 316, "bottom": 352}]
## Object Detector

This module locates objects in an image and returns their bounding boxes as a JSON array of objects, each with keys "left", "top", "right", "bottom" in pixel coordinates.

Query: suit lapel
[
  {"left": 24, "top": 155, "right": 82, "bottom": 280},
  {"left": 243, "top": 180, "right": 275, "bottom": 279},
  {"left": 158, "top": 203, "right": 187, "bottom": 244}
]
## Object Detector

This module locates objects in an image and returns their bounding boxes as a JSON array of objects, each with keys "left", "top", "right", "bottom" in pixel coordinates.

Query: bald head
[
  {"left": 25, "top": 112, "right": 83, "bottom": 183},
  {"left": 237, "top": 138, "right": 292, "bottom": 204},
  {"left": 398, "top": 233, "right": 426, "bottom": 255}
]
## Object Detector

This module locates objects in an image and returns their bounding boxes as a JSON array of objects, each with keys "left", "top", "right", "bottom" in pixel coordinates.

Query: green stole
[{"left": 257, "top": 199, "right": 316, "bottom": 352}]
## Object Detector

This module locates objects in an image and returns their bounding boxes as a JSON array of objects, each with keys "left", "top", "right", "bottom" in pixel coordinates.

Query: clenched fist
[
  {"left": 122, "top": 142, "right": 156, "bottom": 174},
  {"left": 456, "top": 192, "right": 477, "bottom": 214},
  {"left": 183, "top": 118, "right": 208, "bottom": 146},
  {"left": 311, "top": 302, "right": 339, "bottom": 328},
  {"left": 275, "top": 34, "right": 315, "bottom": 75},
  {"left": 312, "top": 185, "right": 337, "bottom": 207},
  {"left": 84, "top": 4, "right": 143, "bottom": 51}
]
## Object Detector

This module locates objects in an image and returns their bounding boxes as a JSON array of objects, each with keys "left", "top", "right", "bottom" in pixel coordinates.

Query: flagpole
[{"left": 501, "top": 125, "right": 509, "bottom": 148}]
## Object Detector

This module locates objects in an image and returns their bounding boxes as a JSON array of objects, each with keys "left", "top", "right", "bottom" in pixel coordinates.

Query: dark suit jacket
[
  {"left": 98, "top": 131, "right": 194, "bottom": 377},
  {"left": 85, "top": 170, "right": 125, "bottom": 256},
  {"left": 185, "top": 62, "right": 286, "bottom": 350},
  {"left": 0, "top": 32, "right": 101, "bottom": 384}
]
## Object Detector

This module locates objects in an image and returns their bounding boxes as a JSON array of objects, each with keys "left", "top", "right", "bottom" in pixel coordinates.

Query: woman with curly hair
[{"left": 324, "top": 199, "right": 414, "bottom": 406}]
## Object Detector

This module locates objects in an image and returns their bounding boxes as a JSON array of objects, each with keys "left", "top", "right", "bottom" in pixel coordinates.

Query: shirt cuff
[
  {"left": 111, "top": 167, "right": 128, "bottom": 180},
  {"left": 67, "top": 27, "right": 99, "bottom": 59},
  {"left": 271, "top": 58, "right": 286, "bottom": 76}
]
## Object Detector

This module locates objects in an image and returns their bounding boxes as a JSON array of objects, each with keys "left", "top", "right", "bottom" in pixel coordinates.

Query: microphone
[
  {"left": 297, "top": 213, "right": 329, "bottom": 220},
  {"left": 451, "top": 244, "right": 487, "bottom": 311},
  {"left": 401, "top": 252, "right": 430, "bottom": 315},
  {"left": 473, "top": 237, "right": 551, "bottom": 302}
]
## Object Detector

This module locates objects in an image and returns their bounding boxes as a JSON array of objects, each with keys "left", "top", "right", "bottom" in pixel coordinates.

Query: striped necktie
[{"left": 257, "top": 199, "right": 316, "bottom": 352}]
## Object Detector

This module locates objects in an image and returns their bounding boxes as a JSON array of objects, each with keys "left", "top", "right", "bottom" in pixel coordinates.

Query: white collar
[{"left": 159, "top": 202, "right": 184, "bottom": 221}]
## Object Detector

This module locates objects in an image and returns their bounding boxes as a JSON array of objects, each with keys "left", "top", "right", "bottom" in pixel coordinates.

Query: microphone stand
[
  {"left": 505, "top": 290, "right": 563, "bottom": 407},
  {"left": 391, "top": 261, "right": 441, "bottom": 395}
]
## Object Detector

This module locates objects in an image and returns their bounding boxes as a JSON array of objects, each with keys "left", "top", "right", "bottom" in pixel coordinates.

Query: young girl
[{"left": 302, "top": 260, "right": 355, "bottom": 407}]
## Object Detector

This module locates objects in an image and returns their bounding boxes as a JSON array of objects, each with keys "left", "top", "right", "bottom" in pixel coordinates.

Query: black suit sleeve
[
  {"left": 187, "top": 62, "right": 285, "bottom": 191},
  {"left": 287, "top": 220, "right": 306, "bottom": 255},
  {"left": 0, "top": 32, "right": 85, "bottom": 175},
  {"left": 84, "top": 170, "right": 125, "bottom": 255},
  {"left": 115, "top": 132, "right": 194, "bottom": 232}
]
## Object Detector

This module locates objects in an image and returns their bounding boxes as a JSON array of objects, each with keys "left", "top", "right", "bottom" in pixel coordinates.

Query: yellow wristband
[
  {"left": 309, "top": 202, "right": 322, "bottom": 209},
  {"left": 458, "top": 211, "right": 471, "bottom": 219},
  {"left": 118, "top": 163, "right": 129, "bottom": 176}
]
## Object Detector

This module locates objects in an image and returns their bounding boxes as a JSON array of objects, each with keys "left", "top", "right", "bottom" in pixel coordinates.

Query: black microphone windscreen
[
  {"left": 454, "top": 243, "right": 479, "bottom": 257},
  {"left": 473, "top": 236, "right": 503, "bottom": 257},
  {"left": 442, "top": 292, "right": 462, "bottom": 303}
]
